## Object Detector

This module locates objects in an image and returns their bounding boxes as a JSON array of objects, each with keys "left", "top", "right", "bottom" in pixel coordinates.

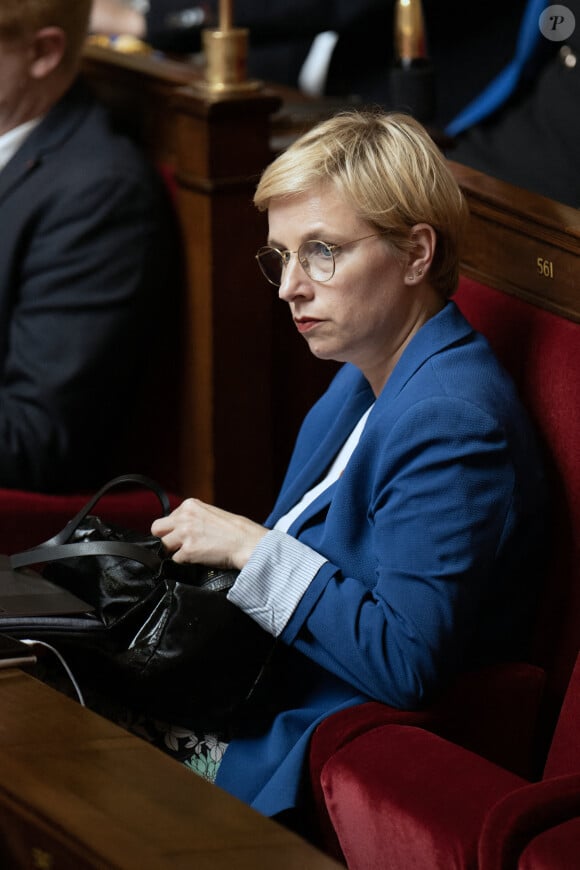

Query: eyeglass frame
[{"left": 255, "top": 232, "right": 388, "bottom": 287}]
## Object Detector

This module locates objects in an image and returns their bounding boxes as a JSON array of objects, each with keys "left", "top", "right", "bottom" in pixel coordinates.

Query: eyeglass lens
[{"left": 257, "top": 241, "right": 335, "bottom": 286}]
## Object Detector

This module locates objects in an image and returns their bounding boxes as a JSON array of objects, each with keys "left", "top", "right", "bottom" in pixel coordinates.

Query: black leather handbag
[{"left": 8, "top": 474, "right": 277, "bottom": 733}]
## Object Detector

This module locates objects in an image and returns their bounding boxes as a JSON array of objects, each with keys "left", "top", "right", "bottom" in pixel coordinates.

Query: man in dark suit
[
  {"left": 0, "top": 0, "right": 177, "bottom": 492},
  {"left": 448, "top": 0, "right": 580, "bottom": 209}
]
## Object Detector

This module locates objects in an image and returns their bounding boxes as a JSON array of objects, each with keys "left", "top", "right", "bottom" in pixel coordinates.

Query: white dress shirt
[
  {"left": 228, "top": 405, "right": 375, "bottom": 636},
  {"left": 0, "top": 118, "right": 42, "bottom": 173}
]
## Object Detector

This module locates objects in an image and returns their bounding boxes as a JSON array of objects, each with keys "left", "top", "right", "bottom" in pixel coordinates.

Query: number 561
[{"left": 537, "top": 257, "right": 554, "bottom": 278}]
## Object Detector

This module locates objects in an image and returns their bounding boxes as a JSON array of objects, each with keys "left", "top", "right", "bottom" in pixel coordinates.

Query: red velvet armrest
[
  {"left": 309, "top": 701, "right": 439, "bottom": 860},
  {"left": 479, "top": 774, "right": 580, "bottom": 870},
  {"left": 320, "top": 724, "right": 526, "bottom": 870},
  {"left": 519, "top": 818, "right": 580, "bottom": 870},
  {"left": 309, "top": 662, "right": 545, "bottom": 860}
]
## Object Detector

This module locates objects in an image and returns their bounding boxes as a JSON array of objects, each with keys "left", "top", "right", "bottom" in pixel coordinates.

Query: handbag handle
[
  {"left": 10, "top": 474, "right": 172, "bottom": 572},
  {"left": 48, "top": 473, "right": 173, "bottom": 544},
  {"left": 10, "top": 540, "right": 163, "bottom": 572}
]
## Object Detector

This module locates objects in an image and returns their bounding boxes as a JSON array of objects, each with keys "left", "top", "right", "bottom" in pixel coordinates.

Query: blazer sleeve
[
  {"left": 288, "top": 396, "right": 523, "bottom": 707},
  {"left": 238, "top": 393, "right": 523, "bottom": 710}
]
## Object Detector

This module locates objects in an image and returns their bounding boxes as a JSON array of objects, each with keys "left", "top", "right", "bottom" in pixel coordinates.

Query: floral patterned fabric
[
  {"left": 34, "top": 656, "right": 228, "bottom": 783},
  {"left": 114, "top": 709, "right": 229, "bottom": 782}
]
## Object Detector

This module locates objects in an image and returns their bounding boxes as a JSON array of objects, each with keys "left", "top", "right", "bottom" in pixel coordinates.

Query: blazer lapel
[
  {"left": 269, "top": 372, "right": 374, "bottom": 526},
  {"left": 268, "top": 303, "right": 474, "bottom": 531},
  {"left": 0, "top": 79, "right": 90, "bottom": 206},
  {"left": 375, "top": 300, "right": 474, "bottom": 406},
  {"left": 0, "top": 145, "right": 41, "bottom": 205}
]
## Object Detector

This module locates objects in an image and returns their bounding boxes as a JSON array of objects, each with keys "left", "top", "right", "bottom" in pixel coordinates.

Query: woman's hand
[{"left": 151, "top": 498, "right": 268, "bottom": 570}]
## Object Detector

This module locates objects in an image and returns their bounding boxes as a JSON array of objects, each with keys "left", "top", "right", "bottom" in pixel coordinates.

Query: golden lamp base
[{"left": 194, "top": 28, "right": 261, "bottom": 95}]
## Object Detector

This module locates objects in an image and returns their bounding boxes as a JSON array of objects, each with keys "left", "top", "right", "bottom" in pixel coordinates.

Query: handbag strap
[
  {"left": 46, "top": 474, "right": 173, "bottom": 546},
  {"left": 9, "top": 474, "right": 171, "bottom": 571},
  {"left": 10, "top": 540, "right": 163, "bottom": 571}
]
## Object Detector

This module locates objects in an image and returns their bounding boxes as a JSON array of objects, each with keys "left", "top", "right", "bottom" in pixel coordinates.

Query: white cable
[{"left": 20, "top": 639, "right": 86, "bottom": 707}]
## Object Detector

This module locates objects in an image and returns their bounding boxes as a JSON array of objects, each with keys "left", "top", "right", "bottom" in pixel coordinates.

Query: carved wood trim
[{"left": 451, "top": 161, "right": 580, "bottom": 323}]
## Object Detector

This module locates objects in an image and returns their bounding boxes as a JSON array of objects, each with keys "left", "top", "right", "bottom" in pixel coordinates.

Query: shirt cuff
[{"left": 227, "top": 529, "right": 327, "bottom": 636}]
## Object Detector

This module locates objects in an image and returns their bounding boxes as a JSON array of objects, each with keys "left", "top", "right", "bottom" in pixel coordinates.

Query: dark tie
[{"left": 445, "top": 0, "right": 548, "bottom": 136}]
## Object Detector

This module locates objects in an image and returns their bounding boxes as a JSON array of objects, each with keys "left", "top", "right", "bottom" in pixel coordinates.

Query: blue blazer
[{"left": 216, "top": 302, "right": 548, "bottom": 819}]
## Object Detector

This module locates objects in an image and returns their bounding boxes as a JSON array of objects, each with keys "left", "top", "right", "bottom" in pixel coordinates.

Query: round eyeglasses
[{"left": 255, "top": 233, "right": 386, "bottom": 287}]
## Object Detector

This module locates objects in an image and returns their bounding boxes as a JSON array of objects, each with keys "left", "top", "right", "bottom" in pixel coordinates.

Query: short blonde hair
[
  {"left": 254, "top": 110, "right": 468, "bottom": 297},
  {"left": 0, "top": 0, "right": 92, "bottom": 68}
]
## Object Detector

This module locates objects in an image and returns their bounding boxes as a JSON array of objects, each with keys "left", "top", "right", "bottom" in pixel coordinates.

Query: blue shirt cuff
[{"left": 227, "top": 529, "right": 327, "bottom": 636}]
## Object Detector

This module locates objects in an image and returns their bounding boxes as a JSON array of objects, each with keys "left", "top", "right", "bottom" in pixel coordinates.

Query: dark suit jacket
[
  {"left": 0, "top": 80, "right": 178, "bottom": 492},
  {"left": 449, "top": 0, "right": 580, "bottom": 208}
]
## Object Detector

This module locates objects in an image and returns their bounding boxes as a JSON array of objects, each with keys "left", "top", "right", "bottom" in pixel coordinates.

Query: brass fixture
[{"left": 198, "top": 0, "right": 261, "bottom": 94}]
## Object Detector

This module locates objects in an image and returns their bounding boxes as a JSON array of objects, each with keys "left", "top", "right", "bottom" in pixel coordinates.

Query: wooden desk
[{"left": 0, "top": 669, "right": 342, "bottom": 869}]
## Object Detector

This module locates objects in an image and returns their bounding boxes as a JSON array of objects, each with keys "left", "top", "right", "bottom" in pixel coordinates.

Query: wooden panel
[
  {"left": 0, "top": 669, "right": 342, "bottom": 870},
  {"left": 169, "top": 89, "right": 280, "bottom": 516},
  {"left": 81, "top": 46, "right": 282, "bottom": 520},
  {"left": 451, "top": 161, "right": 580, "bottom": 322}
]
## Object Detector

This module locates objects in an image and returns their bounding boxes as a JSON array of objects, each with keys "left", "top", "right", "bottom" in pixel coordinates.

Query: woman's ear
[
  {"left": 404, "top": 223, "right": 436, "bottom": 284},
  {"left": 29, "top": 27, "right": 66, "bottom": 80}
]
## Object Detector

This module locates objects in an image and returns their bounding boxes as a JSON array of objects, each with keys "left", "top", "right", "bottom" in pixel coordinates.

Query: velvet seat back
[{"left": 453, "top": 276, "right": 580, "bottom": 704}]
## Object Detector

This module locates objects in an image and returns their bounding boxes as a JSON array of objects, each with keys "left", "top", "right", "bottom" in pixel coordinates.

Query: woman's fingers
[{"left": 150, "top": 498, "right": 267, "bottom": 569}]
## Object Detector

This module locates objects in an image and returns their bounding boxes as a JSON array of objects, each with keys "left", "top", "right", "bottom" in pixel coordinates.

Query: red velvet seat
[
  {"left": 0, "top": 481, "right": 181, "bottom": 555},
  {"left": 480, "top": 776, "right": 580, "bottom": 870},
  {"left": 519, "top": 817, "right": 580, "bottom": 870},
  {"left": 319, "top": 652, "right": 580, "bottom": 869},
  {"left": 308, "top": 274, "right": 580, "bottom": 863},
  {"left": 0, "top": 387, "right": 183, "bottom": 554}
]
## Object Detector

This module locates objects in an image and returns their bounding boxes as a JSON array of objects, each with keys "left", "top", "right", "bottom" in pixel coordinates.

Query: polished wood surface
[
  {"left": 0, "top": 668, "right": 342, "bottom": 870},
  {"left": 451, "top": 161, "right": 580, "bottom": 322}
]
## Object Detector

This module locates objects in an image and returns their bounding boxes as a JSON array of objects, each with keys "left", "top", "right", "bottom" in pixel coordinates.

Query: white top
[
  {"left": 0, "top": 117, "right": 42, "bottom": 173},
  {"left": 228, "top": 404, "right": 375, "bottom": 636},
  {"left": 274, "top": 404, "right": 374, "bottom": 533}
]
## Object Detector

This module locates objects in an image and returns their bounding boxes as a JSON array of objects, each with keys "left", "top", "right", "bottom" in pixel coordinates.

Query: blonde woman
[{"left": 153, "top": 110, "right": 548, "bottom": 835}]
